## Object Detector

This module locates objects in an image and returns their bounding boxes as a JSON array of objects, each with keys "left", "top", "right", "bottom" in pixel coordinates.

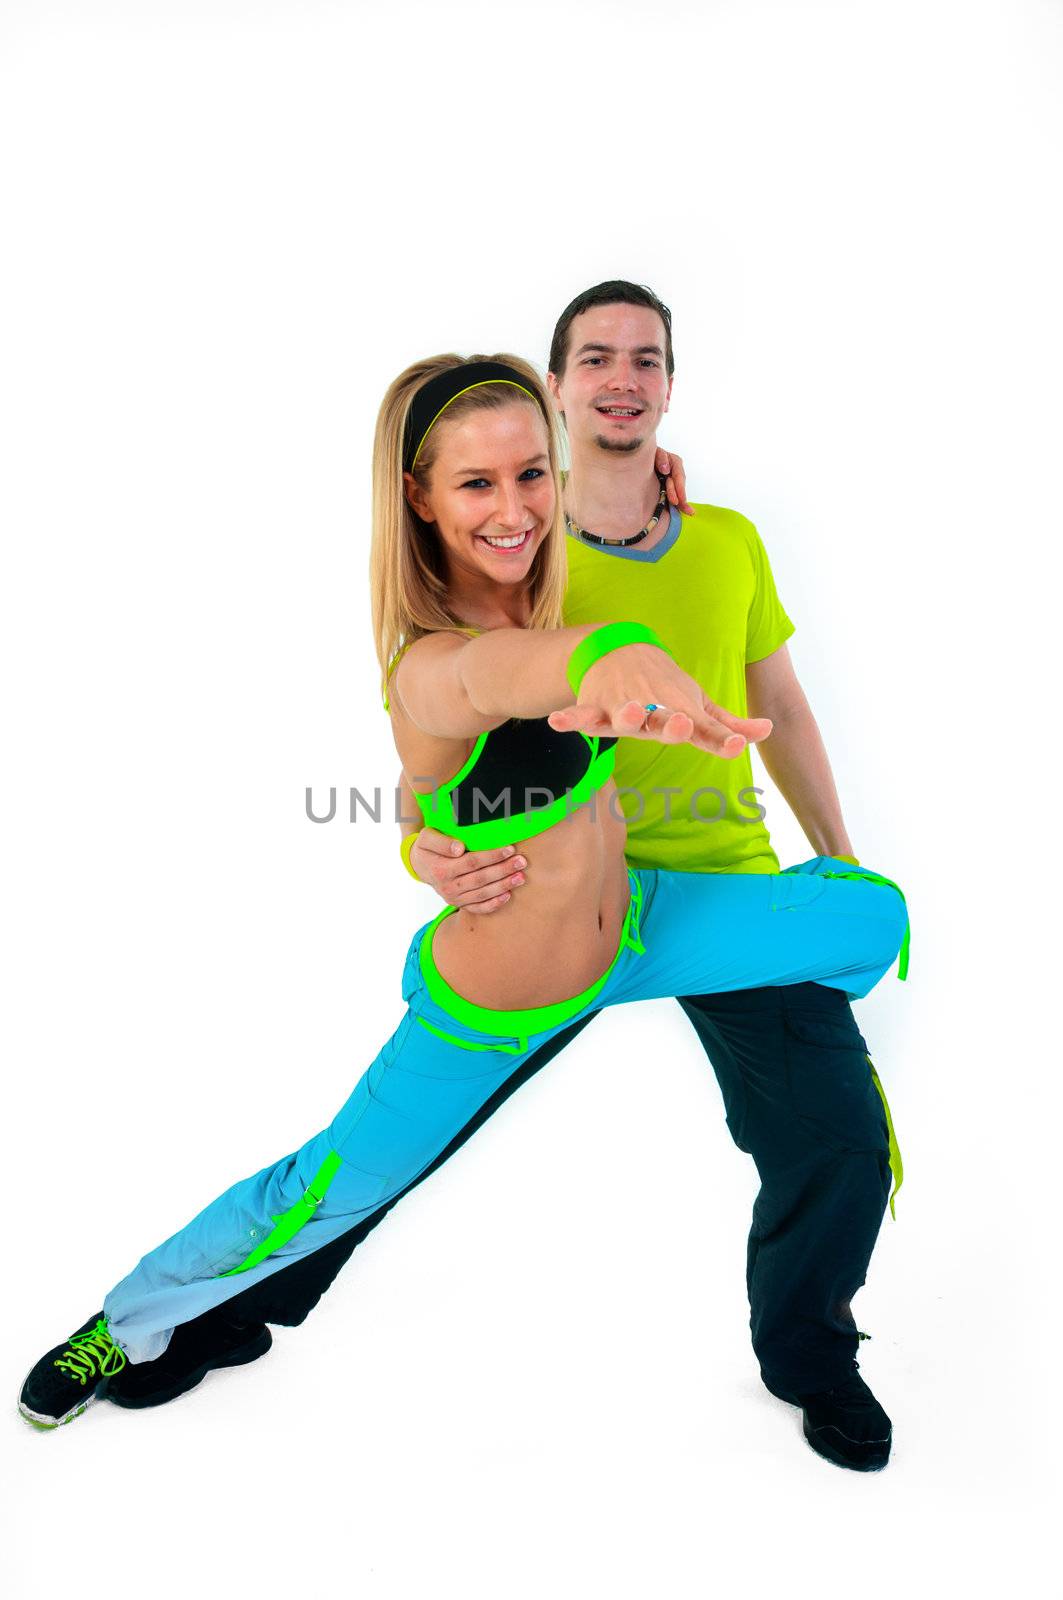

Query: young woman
[{"left": 19, "top": 354, "right": 907, "bottom": 1430}]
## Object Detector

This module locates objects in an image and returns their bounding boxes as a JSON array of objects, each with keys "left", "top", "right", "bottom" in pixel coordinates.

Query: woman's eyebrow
[{"left": 451, "top": 453, "right": 549, "bottom": 476}]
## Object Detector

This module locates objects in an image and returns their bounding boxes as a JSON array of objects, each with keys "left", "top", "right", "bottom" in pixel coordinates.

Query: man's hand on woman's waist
[{"left": 411, "top": 829, "right": 527, "bottom": 913}]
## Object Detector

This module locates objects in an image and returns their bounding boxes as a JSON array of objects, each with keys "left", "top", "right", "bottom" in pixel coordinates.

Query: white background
[{"left": 1, "top": 1, "right": 1060, "bottom": 1595}]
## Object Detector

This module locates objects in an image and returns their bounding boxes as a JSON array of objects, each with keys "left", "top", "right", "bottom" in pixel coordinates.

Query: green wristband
[{"left": 566, "top": 622, "right": 674, "bottom": 697}]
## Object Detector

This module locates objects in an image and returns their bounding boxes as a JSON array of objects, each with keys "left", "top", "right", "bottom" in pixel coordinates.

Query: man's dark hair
[{"left": 549, "top": 280, "right": 675, "bottom": 380}]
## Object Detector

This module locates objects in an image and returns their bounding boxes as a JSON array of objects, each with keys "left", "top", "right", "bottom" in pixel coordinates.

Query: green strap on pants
[
  {"left": 867, "top": 1056, "right": 904, "bottom": 1220},
  {"left": 219, "top": 1150, "right": 343, "bottom": 1277},
  {"left": 820, "top": 864, "right": 907, "bottom": 1217}
]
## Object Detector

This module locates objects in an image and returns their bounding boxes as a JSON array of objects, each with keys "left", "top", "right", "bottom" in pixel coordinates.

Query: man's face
[{"left": 548, "top": 303, "right": 672, "bottom": 455}]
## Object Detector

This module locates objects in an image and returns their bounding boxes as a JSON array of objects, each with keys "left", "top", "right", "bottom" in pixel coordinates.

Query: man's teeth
[
  {"left": 482, "top": 531, "right": 529, "bottom": 548},
  {"left": 599, "top": 406, "right": 640, "bottom": 416}
]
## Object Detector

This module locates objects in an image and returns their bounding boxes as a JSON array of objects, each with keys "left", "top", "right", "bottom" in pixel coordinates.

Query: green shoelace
[{"left": 53, "top": 1318, "right": 127, "bottom": 1386}]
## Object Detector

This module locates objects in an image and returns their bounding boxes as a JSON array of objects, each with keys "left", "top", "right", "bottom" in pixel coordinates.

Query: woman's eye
[{"left": 461, "top": 470, "right": 544, "bottom": 489}]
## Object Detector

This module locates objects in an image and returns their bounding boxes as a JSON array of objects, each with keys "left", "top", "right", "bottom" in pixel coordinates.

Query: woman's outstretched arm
[{"left": 393, "top": 625, "right": 773, "bottom": 757}]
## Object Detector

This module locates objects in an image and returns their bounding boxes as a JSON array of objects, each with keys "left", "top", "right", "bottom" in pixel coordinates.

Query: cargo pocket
[
  {"left": 783, "top": 1011, "right": 888, "bottom": 1155},
  {"left": 770, "top": 873, "right": 829, "bottom": 913}
]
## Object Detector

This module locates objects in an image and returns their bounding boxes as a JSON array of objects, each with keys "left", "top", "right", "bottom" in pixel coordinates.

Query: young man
[{"left": 99, "top": 285, "right": 904, "bottom": 1473}]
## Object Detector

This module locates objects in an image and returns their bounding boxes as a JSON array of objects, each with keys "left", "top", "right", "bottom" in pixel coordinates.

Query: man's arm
[
  {"left": 745, "top": 644, "right": 855, "bottom": 860},
  {"left": 398, "top": 766, "right": 527, "bottom": 912}
]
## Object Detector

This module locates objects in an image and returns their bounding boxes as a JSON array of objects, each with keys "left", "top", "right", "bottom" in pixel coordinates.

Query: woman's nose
[{"left": 493, "top": 485, "right": 527, "bottom": 529}]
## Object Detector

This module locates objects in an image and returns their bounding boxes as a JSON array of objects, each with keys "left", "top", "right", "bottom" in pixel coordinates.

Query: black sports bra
[
  {"left": 385, "top": 629, "right": 618, "bottom": 848},
  {"left": 415, "top": 716, "right": 618, "bottom": 848}
]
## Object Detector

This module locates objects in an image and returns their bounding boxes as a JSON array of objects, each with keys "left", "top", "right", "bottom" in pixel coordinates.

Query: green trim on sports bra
[
  {"left": 415, "top": 735, "right": 617, "bottom": 849},
  {"left": 385, "top": 623, "right": 619, "bottom": 850}
]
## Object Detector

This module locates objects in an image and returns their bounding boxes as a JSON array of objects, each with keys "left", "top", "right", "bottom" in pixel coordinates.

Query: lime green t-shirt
[{"left": 561, "top": 503, "right": 794, "bottom": 874}]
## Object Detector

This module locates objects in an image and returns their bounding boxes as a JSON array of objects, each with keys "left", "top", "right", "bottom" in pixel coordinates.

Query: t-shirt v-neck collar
[{"left": 565, "top": 501, "right": 683, "bottom": 564}]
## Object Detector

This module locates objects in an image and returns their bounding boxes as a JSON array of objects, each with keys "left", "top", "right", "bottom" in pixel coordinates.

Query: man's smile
[{"left": 596, "top": 403, "right": 644, "bottom": 420}]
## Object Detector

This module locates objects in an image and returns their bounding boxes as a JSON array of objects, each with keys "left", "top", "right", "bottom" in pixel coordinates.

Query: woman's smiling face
[{"left": 404, "top": 400, "right": 555, "bottom": 588}]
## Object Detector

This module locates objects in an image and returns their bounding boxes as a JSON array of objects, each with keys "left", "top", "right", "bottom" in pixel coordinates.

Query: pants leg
[
  {"left": 603, "top": 860, "right": 909, "bottom": 1009},
  {"left": 105, "top": 862, "right": 906, "bottom": 1365},
  {"left": 238, "top": 861, "right": 907, "bottom": 1351},
  {"left": 198, "top": 1010, "right": 600, "bottom": 1329},
  {"left": 102, "top": 932, "right": 595, "bottom": 1363},
  {"left": 677, "top": 983, "right": 893, "bottom": 1393}
]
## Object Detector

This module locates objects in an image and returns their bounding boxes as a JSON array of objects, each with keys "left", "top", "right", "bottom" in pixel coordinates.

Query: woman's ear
[{"left": 403, "top": 471, "right": 435, "bottom": 523}]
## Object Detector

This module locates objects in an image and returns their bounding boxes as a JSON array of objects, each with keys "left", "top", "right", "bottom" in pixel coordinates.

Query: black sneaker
[
  {"left": 763, "top": 1361, "right": 893, "bottom": 1471},
  {"left": 19, "top": 1313, "right": 127, "bottom": 1430},
  {"left": 104, "top": 1308, "right": 272, "bottom": 1409}
]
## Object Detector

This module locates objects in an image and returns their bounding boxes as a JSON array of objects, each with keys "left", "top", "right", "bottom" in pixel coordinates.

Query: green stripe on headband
[
  {"left": 410, "top": 380, "right": 536, "bottom": 470},
  {"left": 402, "top": 359, "right": 544, "bottom": 473}
]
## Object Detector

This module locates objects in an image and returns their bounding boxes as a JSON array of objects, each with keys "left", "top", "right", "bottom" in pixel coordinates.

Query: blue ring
[{"left": 643, "top": 704, "right": 660, "bottom": 713}]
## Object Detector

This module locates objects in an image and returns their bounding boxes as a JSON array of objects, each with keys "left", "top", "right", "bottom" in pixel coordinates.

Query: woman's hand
[
  {"left": 654, "top": 447, "right": 693, "bottom": 516},
  {"left": 410, "top": 828, "right": 528, "bottom": 913},
  {"left": 547, "top": 643, "right": 772, "bottom": 757}
]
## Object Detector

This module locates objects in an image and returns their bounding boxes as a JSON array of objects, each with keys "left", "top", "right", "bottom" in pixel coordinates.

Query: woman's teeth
[{"left": 479, "top": 530, "right": 531, "bottom": 551}]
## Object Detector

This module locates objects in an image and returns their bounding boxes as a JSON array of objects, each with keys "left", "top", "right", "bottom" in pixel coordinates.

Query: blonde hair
[{"left": 370, "top": 352, "right": 568, "bottom": 706}]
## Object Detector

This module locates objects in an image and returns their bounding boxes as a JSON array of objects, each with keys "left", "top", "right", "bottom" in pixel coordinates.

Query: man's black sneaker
[
  {"left": 104, "top": 1309, "right": 272, "bottom": 1409},
  {"left": 763, "top": 1361, "right": 893, "bottom": 1471},
  {"left": 19, "top": 1313, "right": 127, "bottom": 1430}
]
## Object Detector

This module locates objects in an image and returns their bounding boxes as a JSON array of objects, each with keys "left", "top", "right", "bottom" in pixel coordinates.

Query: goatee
[{"left": 593, "top": 433, "right": 644, "bottom": 454}]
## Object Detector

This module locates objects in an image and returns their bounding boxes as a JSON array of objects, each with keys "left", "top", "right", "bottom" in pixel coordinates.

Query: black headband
[{"left": 402, "top": 361, "right": 544, "bottom": 474}]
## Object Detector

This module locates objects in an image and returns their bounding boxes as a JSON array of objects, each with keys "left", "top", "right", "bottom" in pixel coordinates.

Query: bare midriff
[{"left": 429, "top": 778, "right": 631, "bottom": 1012}]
